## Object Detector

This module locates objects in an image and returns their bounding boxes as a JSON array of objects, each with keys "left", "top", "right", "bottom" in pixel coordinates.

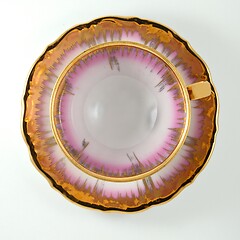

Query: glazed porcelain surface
[{"left": 22, "top": 17, "right": 218, "bottom": 212}]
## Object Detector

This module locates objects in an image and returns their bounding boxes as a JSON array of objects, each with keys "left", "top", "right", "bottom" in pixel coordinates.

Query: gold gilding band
[{"left": 50, "top": 41, "right": 192, "bottom": 182}]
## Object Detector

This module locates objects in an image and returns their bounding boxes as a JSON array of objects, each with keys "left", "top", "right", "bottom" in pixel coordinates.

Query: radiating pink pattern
[{"left": 53, "top": 45, "right": 187, "bottom": 179}]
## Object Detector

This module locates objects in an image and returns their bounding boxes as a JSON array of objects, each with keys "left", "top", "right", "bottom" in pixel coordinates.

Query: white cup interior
[{"left": 84, "top": 74, "right": 158, "bottom": 149}]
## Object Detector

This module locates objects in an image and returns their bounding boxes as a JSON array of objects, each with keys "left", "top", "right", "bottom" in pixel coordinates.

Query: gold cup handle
[{"left": 187, "top": 81, "right": 212, "bottom": 100}]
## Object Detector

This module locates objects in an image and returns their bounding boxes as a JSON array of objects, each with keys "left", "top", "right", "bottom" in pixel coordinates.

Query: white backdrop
[{"left": 1, "top": 0, "right": 239, "bottom": 239}]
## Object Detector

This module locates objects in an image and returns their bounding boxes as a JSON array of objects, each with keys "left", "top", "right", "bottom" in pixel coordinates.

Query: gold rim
[{"left": 50, "top": 41, "right": 191, "bottom": 182}]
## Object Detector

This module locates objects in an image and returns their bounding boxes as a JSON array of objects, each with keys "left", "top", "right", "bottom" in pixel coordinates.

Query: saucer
[{"left": 22, "top": 16, "right": 218, "bottom": 211}]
